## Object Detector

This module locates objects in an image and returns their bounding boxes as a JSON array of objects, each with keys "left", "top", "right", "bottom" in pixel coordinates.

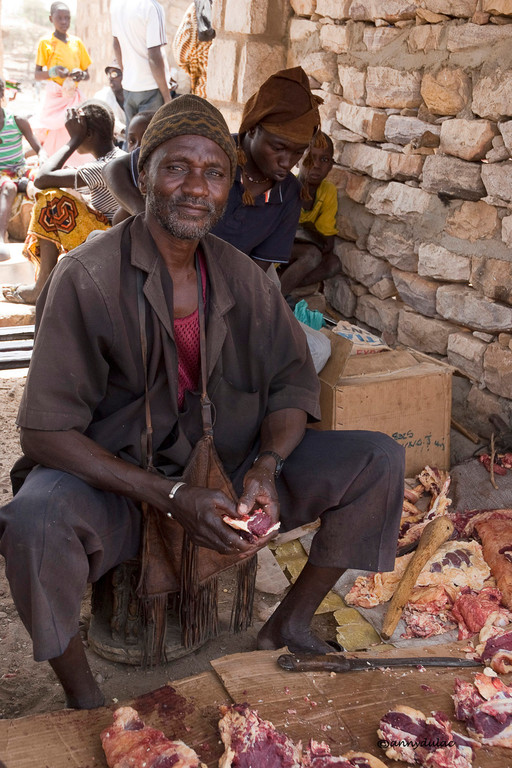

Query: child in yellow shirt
[{"left": 280, "top": 131, "right": 341, "bottom": 297}]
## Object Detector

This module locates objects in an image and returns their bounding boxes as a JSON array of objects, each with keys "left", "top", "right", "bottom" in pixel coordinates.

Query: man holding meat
[{"left": 0, "top": 95, "right": 404, "bottom": 709}]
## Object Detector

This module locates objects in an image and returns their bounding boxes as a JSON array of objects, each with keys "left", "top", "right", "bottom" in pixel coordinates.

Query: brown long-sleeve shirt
[{"left": 18, "top": 214, "right": 320, "bottom": 476}]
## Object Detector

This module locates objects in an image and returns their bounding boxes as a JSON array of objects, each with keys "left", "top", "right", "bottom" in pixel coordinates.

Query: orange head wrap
[{"left": 238, "top": 66, "right": 323, "bottom": 146}]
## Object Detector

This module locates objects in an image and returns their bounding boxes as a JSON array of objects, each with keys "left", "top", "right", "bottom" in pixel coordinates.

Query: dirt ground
[{"left": 0, "top": 373, "right": 299, "bottom": 720}]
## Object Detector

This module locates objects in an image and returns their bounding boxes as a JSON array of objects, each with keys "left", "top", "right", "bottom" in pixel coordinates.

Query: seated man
[
  {"left": 94, "top": 62, "right": 126, "bottom": 147},
  {"left": 280, "top": 131, "right": 343, "bottom": 298},
  {"left": 2, "top": 100, "right": 125, "bottom": 305},
  {"left": 0, "top": 96, "right": 404, "bottom": 710}
]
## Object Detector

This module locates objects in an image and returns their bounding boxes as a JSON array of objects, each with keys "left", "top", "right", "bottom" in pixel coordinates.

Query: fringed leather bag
[{"left": 136, "top": 259, "right": 256, "bottom": 665}]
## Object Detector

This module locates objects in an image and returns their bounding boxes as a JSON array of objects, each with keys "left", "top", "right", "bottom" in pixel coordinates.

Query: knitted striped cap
[{"left": 138, "top": 94, "right": 237, "bottom": 183}]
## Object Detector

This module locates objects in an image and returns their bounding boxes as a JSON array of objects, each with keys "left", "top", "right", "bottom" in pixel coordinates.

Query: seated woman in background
[
  {"left": 279, "top": 131, "right": 341, "bottom": 298},
  {"left": 2, "top": 100, "right": 125, "bottom": 305},
  {"left": 0, "top": 78, "right": 44, "bottom": 261}
]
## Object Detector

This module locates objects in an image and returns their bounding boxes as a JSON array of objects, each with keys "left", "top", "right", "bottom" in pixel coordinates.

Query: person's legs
[
  {"left": 258, "top": 562, "right": 345, "bottom": 653},
  {"left": 3, "top": 190, "right": 110, "bottom": 304},
  {"left": 280, "top": 242, "right": 323, "bottom": 296},
  {"left": 0, "top": 180, "right": 17, "bottom": 260},
  {"left": 297, "top": 249, "right": 342, "bottom": 289},
  {"left": 0, "top": 466, "right": 141, "bottom": 708},
  {"left": 256, "top": 429, "right": 405, "bottom": 652},
  {"left": 123, "top": 88, "right": 164, "bottom": 137},
  {"left": 2, "top": 237, "right": 59, "bottom": 304}
]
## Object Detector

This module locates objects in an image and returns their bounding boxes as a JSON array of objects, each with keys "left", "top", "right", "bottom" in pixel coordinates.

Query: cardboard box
[{"left": 312, "top": 333, "right": 453, "bottom": 475}]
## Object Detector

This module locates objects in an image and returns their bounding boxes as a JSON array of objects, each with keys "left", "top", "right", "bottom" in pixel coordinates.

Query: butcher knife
[
  {"left": 277, "top": 653, "right": 481, "bottom": 673},
  {"left": 380, "top": 515, "right": 455, "bottom": 641}
]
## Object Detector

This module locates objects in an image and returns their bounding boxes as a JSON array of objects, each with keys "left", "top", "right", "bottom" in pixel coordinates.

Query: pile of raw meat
[{"left": 346, "top": 466, "right": 512, "bottom": 643}]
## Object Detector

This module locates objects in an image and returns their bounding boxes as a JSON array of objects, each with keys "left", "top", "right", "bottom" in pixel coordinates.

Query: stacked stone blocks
[{"left": 288, "top": 0, "right": 512, "bottom": 438}]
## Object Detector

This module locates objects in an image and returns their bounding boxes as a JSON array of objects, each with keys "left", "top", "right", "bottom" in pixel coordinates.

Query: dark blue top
[
  {"left": 130, "top": 146, "right": 302, "bottom": 264},
  {"left": 211, "top": 166, "right": 302, "bottom": 264}
]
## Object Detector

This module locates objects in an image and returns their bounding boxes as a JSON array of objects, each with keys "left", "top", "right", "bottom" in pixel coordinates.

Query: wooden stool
[{"left": 88, "top": 559, "right": 205, "bottom": 665}]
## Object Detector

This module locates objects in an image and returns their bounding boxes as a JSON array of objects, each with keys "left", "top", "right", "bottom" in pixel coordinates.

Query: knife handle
[{"left": 381, "top": 516, "right": 454, "bottom": 641}]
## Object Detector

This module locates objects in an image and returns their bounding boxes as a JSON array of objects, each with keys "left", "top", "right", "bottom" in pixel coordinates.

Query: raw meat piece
[
  {"left": 403, "top": 483, "right": 424, "bottom": 504},
  {"left": 345, "top": 551, "right": 413, "bottom": 608},
  {"left": 479, "top": 628, "right": 512, "bottom": 673},
  {"left": 451, "top": 587, "right": 509, "bottom": 641},
  {"left": 451, "top": 508, "right": 512, "bottom": 539},
  {"left": 418, "top": 466, "right": 450, "bottom": 496},
  {"left": 346, "top": 541, "right": 489, "bottom": 609},
  {"left": 401, "top": 608, "right": 456, "bottom": 639},
  {"left": 402, "top": 586, "right": 457, "bottom": 640},
  {"left": 222, "top": 508, "right": 280, "bottom": 543},
  {"left": 478, "top": 452, "right": 512, "bottom": 475},
  {"left": 101, "top": 706, "right": 206, "bottom": 768},
  {"left": 408, "top": 585, "right": 458, "bottom": 612},
  {"left": 218, "top": 704, "right": 302, "bottom": 768},
  {"left": 475, "top": 518, "right": 512, "bottom": 609},
  {"left": 453, "top": 672, "right": 512, "bottom": 748},
  {"left": 398, "top": 477, "right": 451, "bottom": 552},
  {"left": 302, "top": 741, "right": 387, "bottom": 767},
  {"left": 377, "top": 705, "right": 477, "bottom": 767},
  {"left": 218, "top": 707, "right": 387, "bottom": 768}
]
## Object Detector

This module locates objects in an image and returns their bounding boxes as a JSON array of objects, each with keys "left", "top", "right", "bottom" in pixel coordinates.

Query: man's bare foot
[
  {"left": 257, "top": 620, "right": 336, "bottom": 654},
  {"left": 2, "top": 284, "right": 38, "bottom": 305},
  {"left": 66, "top": 689, "right": 106, "bottom": 710}
]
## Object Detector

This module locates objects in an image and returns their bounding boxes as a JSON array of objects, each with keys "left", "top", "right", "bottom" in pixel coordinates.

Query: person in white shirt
[{"left": 110, "top": 0, "right": 171, "bottom": 131}]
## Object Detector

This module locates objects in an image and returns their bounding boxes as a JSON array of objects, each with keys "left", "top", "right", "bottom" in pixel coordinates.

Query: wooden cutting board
[{"left": 1, "top": 647, "right": 510, "bottom": 767}]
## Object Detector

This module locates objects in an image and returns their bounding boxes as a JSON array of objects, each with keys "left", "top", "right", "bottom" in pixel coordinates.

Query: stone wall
[
  {"left": 206, "top": 0, "right": 293, "bottom": 131},
  {"left": 76, "top": 0, "right": 191, "bottom": 98},
  {"left": 285, "top": 0, "right": 512, "bottom": 439}
]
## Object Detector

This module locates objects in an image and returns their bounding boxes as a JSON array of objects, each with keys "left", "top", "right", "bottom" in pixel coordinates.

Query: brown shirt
[{"left": 18, "top": 215, "right": 320, "bottom": 476}]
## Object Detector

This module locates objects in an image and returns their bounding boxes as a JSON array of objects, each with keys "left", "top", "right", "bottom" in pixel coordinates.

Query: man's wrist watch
[{"left": 253, "top": 451, "right": 285, "bottom": 478}]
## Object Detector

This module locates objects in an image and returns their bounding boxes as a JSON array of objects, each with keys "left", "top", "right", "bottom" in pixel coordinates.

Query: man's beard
[{"left": 146, "top": 188, "right": 226, "bottom": 240}]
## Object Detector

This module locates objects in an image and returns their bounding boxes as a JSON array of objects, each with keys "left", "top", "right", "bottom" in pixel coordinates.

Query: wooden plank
[
  {"left": 0, "top": 340, "right": 33, "bottom": 352},
  {"left": 211, "top": 650, "right": 354, "bottom": 752},
  {"left": 212, "top": 648, "right": 508, "bottom": 767},
  {"left": 0, "top": 325, "right": 34, "bottom": 340},
  {"left": 0, "top": 350, "right": 32, "bottom": 370},
  {"left": 0, "top": 672, "right": 230, "bottom": 768}
]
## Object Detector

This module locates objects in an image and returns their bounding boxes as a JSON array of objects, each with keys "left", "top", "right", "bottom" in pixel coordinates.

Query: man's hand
[
  {"left": 48, "top": 65, "right": 69, "bottom": 79},
  {"left": 64, "top": 107, "right": 88, "bottom": 145},
  {"left": 168, "top": 486, "right": 257, "bottom": 557},
  {"left": 236, "top": 460, "right": 280, "bottom": 546},
  {"left": 69, "top": 68, "right": 85, "bottom": 82}
]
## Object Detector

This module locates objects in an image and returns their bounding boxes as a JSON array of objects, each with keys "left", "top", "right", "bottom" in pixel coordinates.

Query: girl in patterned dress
[{"left": 2, "top": 101, "right": 125, "bottom": 305}]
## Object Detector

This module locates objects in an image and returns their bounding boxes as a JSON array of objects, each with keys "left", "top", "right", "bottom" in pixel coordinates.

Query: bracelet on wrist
[{"left": 166, "top": 481, "right": 186, "bottom": 517}]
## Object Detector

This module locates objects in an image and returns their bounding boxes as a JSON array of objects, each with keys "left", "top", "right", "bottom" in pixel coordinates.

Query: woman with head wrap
[{"left": 211, "top": 66, "right": 324, "bottom": 272}]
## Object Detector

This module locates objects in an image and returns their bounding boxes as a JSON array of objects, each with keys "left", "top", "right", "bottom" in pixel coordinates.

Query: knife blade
[{"left": 277, "top": 653, "right": 482, "bottom": 673}]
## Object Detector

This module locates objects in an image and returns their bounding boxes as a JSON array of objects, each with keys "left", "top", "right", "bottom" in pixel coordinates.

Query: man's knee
[
  {"left": 291, "top": 242, "right": 322, "bottom": 270},
  {"left": 0, "top": 468, "right": 73, "bottom": 546}
]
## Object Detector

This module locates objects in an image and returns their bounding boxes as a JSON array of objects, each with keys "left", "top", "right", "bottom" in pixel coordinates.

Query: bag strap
[
  {"left": 137, "top": 269, "right": 154, "bottom": 471},
  {"left": 196, "top": 252, "right": 214, "bottom": 437},
  {"left": 131, "top": 224, "right": 213, "bottom": 469}
]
